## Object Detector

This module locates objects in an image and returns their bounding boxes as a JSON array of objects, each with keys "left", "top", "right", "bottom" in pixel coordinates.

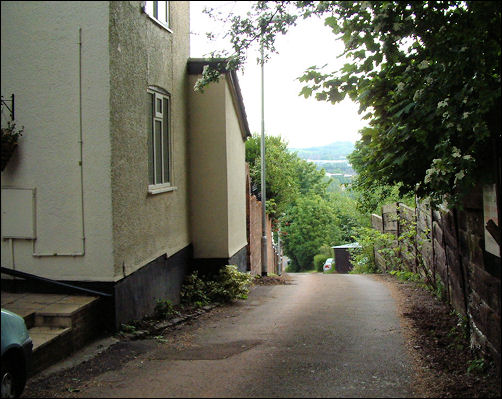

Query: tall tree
[
  {"left": 281, "top": 194, "right": 343, "bottom": 271},
  {"left": 199, "top": 1, "right": 501, "bottom": 207},
  {"left": 246, "top": 134, "right": 327, "bottom": 217}
]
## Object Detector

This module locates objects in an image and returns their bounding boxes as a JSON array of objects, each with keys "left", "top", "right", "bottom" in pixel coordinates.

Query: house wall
[
  {"left": 224, "top": 82, "right": 249, "bottom": 259},
  {"left": 108, "top": 1, "right": 191, "bottom": 280},
  {"left": 188, "top": 75, "right": 229, "bottom": 259},
  {"left": 1, "top": 1, "right": 114, "bottom": 281}
]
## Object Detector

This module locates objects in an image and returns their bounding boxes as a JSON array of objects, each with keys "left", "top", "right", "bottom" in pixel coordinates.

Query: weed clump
[{"left": 181, "top": 265, "right": 253, "bottom": 307}]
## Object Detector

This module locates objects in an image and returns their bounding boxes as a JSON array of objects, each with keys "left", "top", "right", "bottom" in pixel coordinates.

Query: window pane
[
  {"left": 166, "top": 2, "right": 170, "bottom": 27},
  {"left": 155, "top": 120, "right": 163, "bottom": 184},
  {"left": 162, "top": 98, "right": 170, "bottom": 183},
  {"left": 145, "top": 1, "right": 154, "bottom": 17},
  {"left": 158, "top": 1, "right": 167, "bottom": 25},
  {"left": 153, "top": 1, "right": 158, "bottom": 19},
  {"left": 156, "top": 98, "right": 162, "bottom": 115},
  {"left": 148, "top": 93, "right": 154, "bottom": 185}
]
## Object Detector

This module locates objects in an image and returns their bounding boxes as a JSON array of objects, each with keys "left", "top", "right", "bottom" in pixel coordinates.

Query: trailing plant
[
  {"left": 349, "top": 226, "right": 397, "bottom": 274},
  {"left": 394, "top": 207, "right": 442, "bottom": 295},
  {"left": 1, "top": 121, "right": 24, "bottom": 171},
  {"left": 425, "top": 274, "right": 447, "bottom": 302},
  {"left": 447, "top": 310, "right": 469, "bottom": 351}
]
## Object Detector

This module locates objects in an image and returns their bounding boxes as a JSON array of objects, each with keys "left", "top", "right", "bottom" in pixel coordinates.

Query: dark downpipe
[{"left": 1, "top": 266, "right": 112, "bottom": 298}]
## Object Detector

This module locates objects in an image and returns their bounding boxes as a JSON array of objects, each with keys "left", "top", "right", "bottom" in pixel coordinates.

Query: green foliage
[
  {"left": 154, "top": 299, "right": 180, "bottom": 319},
  {"left": 120, "top": 323, "right": 136, "bottom": 333},
  {"left": 318, "top": 244, "right": 333, "bottom": 258},
  {"left": 180, "top": 266, "right": 253, "bottom": 307},
  {"left": 246, "top": 134, "right": 366, "bottom": 272},
  {"left": 200, "top": 1, "right": 501, "bottom": 209},
  {"left": 208, "top": 265, "right": 254, "bottom": 302},
  {"left": 313, "top": 254, "right": 329, "bottom": 272},
  {"left": 1, "top": 121, "right": 24, "bottom": 170},
  {"left": 389, "top": 270, "right": 421, "bottom": 282},
  {"left": 396, "top": 210, "right": 437, "bottom": 290},
  {"left": 433, "top": 277, "right": 447, "bottom": 301},
  {"left": 180, "top": 270, "right": 211, "bottom": 307},
  {"left": 350, "top": 179, "right": 414, "bottom": 216},
  {"left": 467, "top": 358, "right": 487, "bottom": 375},
  {"left": 246, "top": 134, "right": 328, "bottom": 218},
  {"left": 1, "top": 121, "right": 24, "bottom": 143},
  {"left": 281, "top": 194, "right": 342, "bottom": 271},
  {"left": 328, "top": 191, "right": 369, "bottom": 242},
  {"left": 349, "top": 227, "right": 397, "bottom": 274},
  {"left": 447, "top": 310, "right": 469, "bottom": 351}
]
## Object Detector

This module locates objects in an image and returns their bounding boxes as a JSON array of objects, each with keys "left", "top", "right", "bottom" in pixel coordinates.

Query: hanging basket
[
  {"left": 1, "top": 139, "right": 18, "bottom": 171},
  {"left": 1, "top": 123, "right": 23, "bottom": 171}
]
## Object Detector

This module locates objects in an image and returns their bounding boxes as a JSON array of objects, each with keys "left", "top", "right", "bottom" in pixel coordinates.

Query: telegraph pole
[{"left": 260, "top": 43, "right": 268, "bottom": 277}]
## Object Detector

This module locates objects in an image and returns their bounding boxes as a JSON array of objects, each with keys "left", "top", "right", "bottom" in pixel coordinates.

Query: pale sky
[{"left": 189, "top": 1, "right": 367, "bottom": 149}]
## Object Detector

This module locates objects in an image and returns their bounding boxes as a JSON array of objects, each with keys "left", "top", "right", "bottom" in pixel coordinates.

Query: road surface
[{"left": 71, "top": 273, "right": 414, "bottom": 397}]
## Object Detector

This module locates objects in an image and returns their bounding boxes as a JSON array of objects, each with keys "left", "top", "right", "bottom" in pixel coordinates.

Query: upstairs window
[
  {"left": 147, "top": 88, "right": 172, "bottom": 190},
  {"left": 145, "top": 1, "right": 170, "bottom": 30}
]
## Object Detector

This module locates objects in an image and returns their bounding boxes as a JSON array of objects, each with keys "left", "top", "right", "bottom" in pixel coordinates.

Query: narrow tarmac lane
[{"left": 75, "top": 273, "right": 414, "bottom": 398}]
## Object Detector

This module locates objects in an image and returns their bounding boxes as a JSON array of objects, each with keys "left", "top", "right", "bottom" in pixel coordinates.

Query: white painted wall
[
  {"left": 1, "top": 1, "right": 114, "bottom": 281},
  {"left": 188, "top": 75, "right": 229, "bottom": 258},
  {"left": 188, "top": 73, "right": 248, "bottom": 260},
  {"left": 225, "top": 82, "right": 248, "bottom": 258}
]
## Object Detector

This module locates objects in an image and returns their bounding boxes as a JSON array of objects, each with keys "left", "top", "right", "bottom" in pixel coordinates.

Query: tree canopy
[
  {"left": 246, "top": 134, "right": 327, "bottom": 217},
  {"left": 199, "top": 1, "right": 501, "bottom": 208},
  {"left": 246, "top": 134, "right": 366, "bottom": 270}
]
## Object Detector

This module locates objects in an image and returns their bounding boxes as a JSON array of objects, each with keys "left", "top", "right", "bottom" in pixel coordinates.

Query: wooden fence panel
[
  {"left": 371, "top": 214, "right": 383, "bottom": 232},
  {"left": 373, "top": 197, "right": 501, "bottom": 372}
]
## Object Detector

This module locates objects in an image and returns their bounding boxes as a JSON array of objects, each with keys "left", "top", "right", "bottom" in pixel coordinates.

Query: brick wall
[{"left": 246, "top": 164, "right": 279, "bottom": 275}]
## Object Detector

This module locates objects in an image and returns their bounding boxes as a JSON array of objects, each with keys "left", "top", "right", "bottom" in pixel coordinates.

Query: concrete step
[
  {"left": 29, "top": 326, "right": 72, "bottom": 352},
  {"left": 1, "top": 292, "right": 103, "bottom": 375},
  {"left": 29, "top": 326, "right": 73, "bottom": 375}
]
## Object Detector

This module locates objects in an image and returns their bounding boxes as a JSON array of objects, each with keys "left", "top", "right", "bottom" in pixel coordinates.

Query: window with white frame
[
  {"left": 144, "top": 1, "right": 170, "bottom": 29},
  {"left": 147, "top": 88, "right": 172, "bottom": 189}
]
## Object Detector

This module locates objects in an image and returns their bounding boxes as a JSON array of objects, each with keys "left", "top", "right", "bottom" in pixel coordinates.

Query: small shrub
[
  {"left": 314, "top": 254, "right": 329, "bottom": 272},
  {"left": 208, "top": 265, "right": 254, "bottom": 302},
  {"left": 180, "top": 265, "right": 253, "bottom": 307},
  {"left": 389, "top": 270, "right": 422, "bottom": 282},
  {"left": 349, "top": 227, "right": 397, "bottom": 274},
  {"left": 120, "top": 324, "right": 136, "bottom": 333},
  {"left": 180, "top": 270, "right": 211, "bottom": 307},
  {"left": 154, "top": 299, "right": 180, "bottom": 319},
  {"left": 467, "top": 358, "right": 486, "bottom": 375}
]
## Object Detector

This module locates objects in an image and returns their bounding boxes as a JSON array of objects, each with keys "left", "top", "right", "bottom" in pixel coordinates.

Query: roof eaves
[{"left": 187, "top": 58, "right": 251, "bottom": 140}]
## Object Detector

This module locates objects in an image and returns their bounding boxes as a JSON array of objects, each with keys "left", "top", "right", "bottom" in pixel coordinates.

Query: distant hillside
[{"left": 289, "top": 141, "right": 355, "bottom": 160}]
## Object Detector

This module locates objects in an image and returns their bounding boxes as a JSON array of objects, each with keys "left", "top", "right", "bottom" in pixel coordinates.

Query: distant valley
[
  {"left": 289, "top": 141, "right": 355, "bottom": 161},
  {"left": 289, "top": 141, "right": 356, "bottom": 177}
]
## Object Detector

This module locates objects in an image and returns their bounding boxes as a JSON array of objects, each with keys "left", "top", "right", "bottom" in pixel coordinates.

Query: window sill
[
  {"left": 148, "top": 184, "right": 177, "bottom": 195},
  {"left": 145, "top": 13, "right": 172, "bottom": 33}
]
